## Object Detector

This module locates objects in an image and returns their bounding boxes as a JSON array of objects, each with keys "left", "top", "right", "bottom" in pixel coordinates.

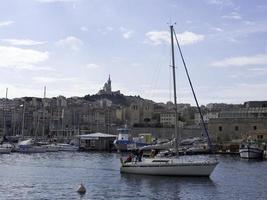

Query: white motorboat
[
  {"left": 121, "top": 156, "right": 218, "bottom": 176},
  {"left": 0, "top": 143, "right": 12, "bottom": 154},
  {"left": 43, "top": 144, "right": 60, "bottom": 152},
  {"left": 18, "top": 139, "right": 46, "bottom": 153},
  {"left": 57, "top": 143, "right": 79, "bottom": 151},
  {"left": 120, "top": 25, "right": 218, "bottom": 176},
  {"left": 113, "top": 127, "right": 149, "bottom": 151},
  {"left": 239, "top": 143, "right": 263, "bottom": 159}
]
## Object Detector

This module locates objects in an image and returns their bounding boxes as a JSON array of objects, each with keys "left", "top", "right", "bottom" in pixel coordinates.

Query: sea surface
[{"left": 0, "top": 152, "right": 266, "bottom": 200}]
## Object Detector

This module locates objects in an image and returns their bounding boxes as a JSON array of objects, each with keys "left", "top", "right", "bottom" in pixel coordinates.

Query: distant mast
[
  {"left": 170, "top": 25, "right": 179, "bottom": 153},
  {"left": 3, "top": 88, "right": 8, "bottom": 136},
  {"left": 42, "top": 86, "right": 46, "bottom": 139}
]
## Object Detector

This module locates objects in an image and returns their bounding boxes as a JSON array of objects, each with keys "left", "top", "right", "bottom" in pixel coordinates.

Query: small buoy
[{"left": 77, "top": 183, "right": 86, "bottom": 194}]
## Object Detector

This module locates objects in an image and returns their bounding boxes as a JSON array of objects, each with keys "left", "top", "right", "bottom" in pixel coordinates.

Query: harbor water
[{"left": 0, "top": 152, "right": 266, "bottom": 200}]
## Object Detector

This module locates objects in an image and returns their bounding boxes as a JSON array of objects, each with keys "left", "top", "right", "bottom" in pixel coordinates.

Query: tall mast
[
  {"left": 42, "top": 86, "right": 46, "bottom": 139},
  {"left": 170, "top": 25, "right": 179, "bottom": 153},
  {"left": 3, "top": 88, "right": 8, "bottom": 136},
  {"left": 21, "top": 101, "right": 26, "bottom": 139}
]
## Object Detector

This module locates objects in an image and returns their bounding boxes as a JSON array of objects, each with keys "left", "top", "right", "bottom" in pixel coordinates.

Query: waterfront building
[
  {"left": 160, "top": 111, "right": 184, "bottom": 128},
  {"left": 142, "top": 102, "right": 154, "bottom": 123},
  {"left": 208, "top": 107, "right": 267, "bottom": 142},
  {"left": 242, "top": 129, "right": 267, "bottom": 142},
  {"left": 244, "top": 101, "right": 267, "bottom": 108},
  {"left": 78, "top": 132, "right": 117, "bottom": 151},
  {"left": 194, "top": 112, "right": 219, "bottom": 125},
  {"left": 126, "top": 103, "right": 140, "bottom": 126},
  {"left": 124, "top": 101, "right": 155, "bottom": 126}
]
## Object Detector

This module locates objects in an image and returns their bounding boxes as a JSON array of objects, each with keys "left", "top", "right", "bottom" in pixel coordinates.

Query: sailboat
[
  {"left": 0, "top": 88, "right": 12, "bottom": 154},
  {"left": 120, "top": 25, "right": 218, "bottom": 176},
  {"left": 18, "top": 87, "right": 47, "bottom": 153}
]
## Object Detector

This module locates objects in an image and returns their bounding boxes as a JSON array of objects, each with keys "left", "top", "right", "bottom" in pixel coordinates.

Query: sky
[{"left": 0, "top": 0, "right": 267, "bottom": 105}]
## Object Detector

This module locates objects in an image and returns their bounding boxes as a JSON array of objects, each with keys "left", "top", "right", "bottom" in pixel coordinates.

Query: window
[
  {"left": 257, "top": 135, "right": 263, "bottom": 139},
  {"left": 235, "top": 126, "right": 239, "bottom": 131},
  {"left": 219, "top": 126, "right": 222, "bottom": 132},
  {"left": 90, "top": 140, "right": 96, "bottom": 147},
  {"left": 253, "top": 126, "right": 257, "bottom": 130}
]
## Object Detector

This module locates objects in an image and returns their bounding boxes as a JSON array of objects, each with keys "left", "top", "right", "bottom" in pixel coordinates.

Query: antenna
[{"left": 44, "top": 86, "right": 46, "bottom": 98}]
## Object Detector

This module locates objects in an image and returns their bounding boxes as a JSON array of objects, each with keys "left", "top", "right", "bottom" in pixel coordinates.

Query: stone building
[
  {"left": 160, "top": 111, "right": 184, "bottom": 128},
  {"left": 208, "top": 107, "right": 267, "bottom": 142},
  {"left": 194, "top": 112, "right": 219, "bottom": 125},
  {"left": 124, "top": 101, "right": 155, "bottom": 126},
  {"left": 126, "top": 103, "right": 140, "bottom": 125}
]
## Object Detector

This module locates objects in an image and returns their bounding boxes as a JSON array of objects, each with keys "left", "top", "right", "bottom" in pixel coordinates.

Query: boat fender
[{"left": 77, "top": 183, "right": 86, "bottom": 194}]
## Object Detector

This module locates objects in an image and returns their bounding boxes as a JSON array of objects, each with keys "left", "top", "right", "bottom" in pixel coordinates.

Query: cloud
[
  {"left": 0, "top": 46, "right": 49, "bottom": 70},
  {"left": 211, "top": 54, "right": 267, "bottom": 67},
  {"left": 1, "top": 39, "right": 46, "bottom": 46},
  {"left": 80, "top": 26, "right": 88, "bottom": 32},
  {"left": 228, "top": 67, "right": 267, "bottom": 79},
  {"left": 106, "top": 26, "right": 114, "bottom": 31},
  {"left": 145, "top": 31, "right": 169, "bottom": 45},
  {"left": 206, "top": 0, "right": 233, "bottom": 6},
  {"left": 98, "top": 26, "right": 114, "bottom": 35},
  {"left": 178, "top": 31, "right": 205, "bottom": 45},
  {"left": 85, "top": 63, "right": 101, "bottom": 69},
  {"left": 213, "top": 83, "right": 267, "bottom": 103},
  {"left": 145, "top": 31, "right": 204, "bottom": 46},
  {"left": 122, "top": 30, "right": 134, "bottom": 39},
  {"left": 119, "top": 27, "right": 134, "bottom": 39},
  {"left": 210, "top": 27, "right": 223, "bottom": 32},
  {"left": 222, "top": 12, "right": 242, "bottom": 20},
  {"left": 56, "top": 36, "right": 83, "bottom": 51},
  {"left": 0, "top": 21, "right": 15, "bottom": 27},
  {"left": 32, "top": 76, "right": 77, "bottom": 83},
  {"left": 29, "top": 66, "right": 56, "bottom": 71}
]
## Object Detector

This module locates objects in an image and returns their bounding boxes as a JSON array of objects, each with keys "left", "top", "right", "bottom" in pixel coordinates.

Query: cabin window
[
  {"left": 90, "top": 140, "right": 96, "bottom": 147},
  {"left": 219, "top": 126, "right": 222, "bottom": 132},
  {"left": 235, "top": 126, "right": 239, "bottom": 131},
  {"left": 253, "top": 126, "right": 257, "bottom": 130}
]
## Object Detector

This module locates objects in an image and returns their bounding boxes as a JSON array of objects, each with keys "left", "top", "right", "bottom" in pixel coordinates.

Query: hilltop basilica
[{"left": 98, "top": 75, "right": 120, "bottom": 95}]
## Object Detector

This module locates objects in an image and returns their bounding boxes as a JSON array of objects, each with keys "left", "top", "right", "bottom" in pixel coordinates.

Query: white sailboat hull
[
  {"left": 120, "top": 158, "right": 218, "bottom": 176},
  {"left": 44, "top": 144, "right": 60, "bottom": 152}
]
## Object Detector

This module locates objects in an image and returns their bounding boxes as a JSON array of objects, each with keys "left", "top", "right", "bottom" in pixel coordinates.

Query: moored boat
[
  {"left": 43, "top": 143, "right": 60, "bottom": 152},
  {"left": 0, "top": 143, "right": 13, "bottom": 154},
  {"left": 239, "top": 143, "right": 263, "bottom": 159},
  {"left": 113, "top": 127, "right": 149, "bottom": 151},
  {"left": 18, "top": 139, "right": 46, "bottom": 153},
  {"left": 57, "top": 143, "right": 79, "bottom": 151}
]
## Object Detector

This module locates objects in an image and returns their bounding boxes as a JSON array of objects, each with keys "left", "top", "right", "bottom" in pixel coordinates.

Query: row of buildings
[{"left": 0, "top": 77, "right": 266, "bottom": 144}]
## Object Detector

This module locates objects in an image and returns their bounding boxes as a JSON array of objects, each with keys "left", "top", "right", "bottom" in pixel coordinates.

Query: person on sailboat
[
  {"left": 124, "top": 153, "right": 133, "bottom": 163},
  {"left": 150, "top": 149, "right": 159, "bottom": 158},
  {"left": 137, "top": 150, "right": 143, "bottom": 162}
]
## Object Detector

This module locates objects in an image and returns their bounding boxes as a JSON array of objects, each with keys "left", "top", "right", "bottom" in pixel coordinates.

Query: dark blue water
[{"left": 0, "top": 152, "right": 266, "bottom": 200}]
